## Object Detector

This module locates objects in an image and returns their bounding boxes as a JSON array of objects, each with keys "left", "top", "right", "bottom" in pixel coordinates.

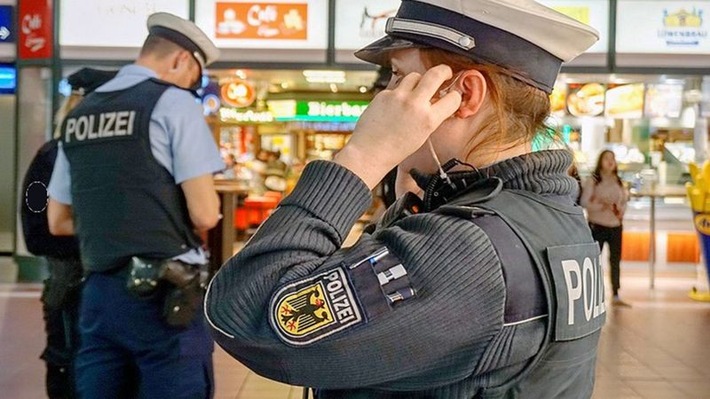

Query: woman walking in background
[{"left": 581, "top": 150, "right": 631, "bottom": 307}]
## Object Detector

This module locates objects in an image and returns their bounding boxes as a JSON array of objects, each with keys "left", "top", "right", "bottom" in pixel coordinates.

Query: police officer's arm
[
  {"left": 207, "top": 162, "right": 504, "bottom": 390},
  {"left": 154, "top": 87, "right": 224, "bottom": 232},
  {"left": 47, "top": 199, "right": 74, "bottom": 236},
  {"left": 206, "top": 67, "right": 497, "bottom": 389},
  {"left": 181, "top": 174, "right": 220, "bottom": 231}
]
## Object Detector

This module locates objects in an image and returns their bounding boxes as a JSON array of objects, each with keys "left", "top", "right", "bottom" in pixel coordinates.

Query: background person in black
[
  {"left": 581, "top": 150, "right": 630, "bottom": 306},
  {"left": 20, "top": 68, "right": 116, "bottom": 399}
]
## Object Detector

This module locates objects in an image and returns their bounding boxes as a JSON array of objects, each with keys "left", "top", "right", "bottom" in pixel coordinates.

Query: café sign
[
  {"left": 18, "top": 0, "right": 53, "bottom": 59},
  {"left": 221, "top": 79, "right": 257, "bottom": 108},
  {"left": 216, "top": 2, "right": 308, "bottom": 40},
  {"left": 195, "top": 0, "right": 327, "bottom": 49}
]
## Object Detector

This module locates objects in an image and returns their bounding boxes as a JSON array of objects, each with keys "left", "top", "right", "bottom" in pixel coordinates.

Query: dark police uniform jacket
[
  {"left": 61, "top": 79, "right": 201, "bottom": 272},
  {"left": 206, "top": 150, "right": 604, "bottom": 398}
]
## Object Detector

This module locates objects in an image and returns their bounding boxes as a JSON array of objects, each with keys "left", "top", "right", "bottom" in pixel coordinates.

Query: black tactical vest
[
  {"left": 61, "top": 79, "right": 202, "bottom": 272},
  {"left": 320, "top": 184, "right": 604, "bottom": 399},
  {"left": 440, "top": 186, "right": 604, "bottom": 399}
]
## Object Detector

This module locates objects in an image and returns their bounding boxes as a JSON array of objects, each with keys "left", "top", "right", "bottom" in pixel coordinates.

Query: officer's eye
[{"left": 388, "top": 72, "right": 404, "bottom": 90}]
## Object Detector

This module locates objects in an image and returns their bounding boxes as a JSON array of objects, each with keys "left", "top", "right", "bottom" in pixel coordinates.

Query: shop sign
[
  {"left": 60, "top": 0, "right": 189, "bottom": 47},
  {"left": 0, "top": 6, "right": 14, "bottom": 43},
  {"left": 298, "top": 101, "right": 368, "bottom": 121},
  {"left": 219, "top": 107, "right": 274, "bottom": 123},
  {"left": 334, "top": 0, "right": 400, "bottom": 50},
  {"left": 195, "top": 0, "right": 328, "bottom": 49},
  {"left": 268, "top": 100, "right": 369, "bottom": 122},
  {"left": 221, "top": 79, "right": 257, "bottom": 108},
  {"left": 216, "top": 2, "right": 308, "bottom": 40},
  {"left": 18, "top": 0, "right": 53, "bottom": 59},
  {"left": 617, "top": 1, "right": 710, "bottom": 53},
  {"left": 537, "top": 0, "right": 609, "bottom": 53}
]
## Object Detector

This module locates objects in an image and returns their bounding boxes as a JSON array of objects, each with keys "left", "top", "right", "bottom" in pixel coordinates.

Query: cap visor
[{"left": 354, "top": 36, "right": 422, "bottom": 66}]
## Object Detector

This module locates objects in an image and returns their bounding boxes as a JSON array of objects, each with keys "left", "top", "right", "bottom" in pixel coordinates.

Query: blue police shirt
[{"left": 48, "top": 64, "right": 225, "bottom": 264}]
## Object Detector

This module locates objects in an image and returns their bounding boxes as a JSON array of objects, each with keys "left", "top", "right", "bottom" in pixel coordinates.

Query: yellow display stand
[
  {"left": 689, "top": 287, "right": 710, "bottom": 302},
  {"left": 685, "top": 162, "right": 710, "bottom": 302}
]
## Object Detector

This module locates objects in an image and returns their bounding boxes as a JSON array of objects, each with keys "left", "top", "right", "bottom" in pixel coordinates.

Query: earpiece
[{"left": 438, "top": 71, "right": 465, "bottom": 99}]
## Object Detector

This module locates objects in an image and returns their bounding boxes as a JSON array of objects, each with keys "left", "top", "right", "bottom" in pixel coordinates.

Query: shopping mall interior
[{"left": 1, "top": 0, "right": 710, "bottom": 398}]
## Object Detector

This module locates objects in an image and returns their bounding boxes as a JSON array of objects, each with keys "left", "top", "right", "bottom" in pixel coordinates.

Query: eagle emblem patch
[{"left": 270, "top": 267, "right": 363, "bottom": 346}]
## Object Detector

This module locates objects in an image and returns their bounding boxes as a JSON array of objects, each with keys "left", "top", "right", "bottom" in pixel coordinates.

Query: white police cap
[
  {"left": 147, "top": 12, "right": 220, "bottom": 70},
  {"left": 355, "top": 0, "right": 599, "bottom": 93}
]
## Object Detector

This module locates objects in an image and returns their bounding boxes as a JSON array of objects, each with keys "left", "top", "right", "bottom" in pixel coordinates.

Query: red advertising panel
[{"left": 18, "top": 0, "right": 53, "bottom": 59}]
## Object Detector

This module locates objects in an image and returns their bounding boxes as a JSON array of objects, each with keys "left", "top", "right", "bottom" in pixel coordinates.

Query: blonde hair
[{"left": 52, "top": 93, "right": 84, "bottom": 139}]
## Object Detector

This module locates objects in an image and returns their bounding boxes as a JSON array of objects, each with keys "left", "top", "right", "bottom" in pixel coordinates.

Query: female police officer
[{"left": 207, "top": 1, "right": 603, "bottom": 398}]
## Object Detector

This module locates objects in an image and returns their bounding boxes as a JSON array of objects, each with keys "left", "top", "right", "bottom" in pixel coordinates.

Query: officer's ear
[
  {"left": 456, "top": 70, "right": 487, "bottom": 118},
  {"left": 168, "top": 51, "right": 189, "bottom": 73}
]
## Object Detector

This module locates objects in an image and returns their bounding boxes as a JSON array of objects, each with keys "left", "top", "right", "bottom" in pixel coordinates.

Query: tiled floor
[{"left": 1, "top": 269, "right": 709, "bottom": 399}]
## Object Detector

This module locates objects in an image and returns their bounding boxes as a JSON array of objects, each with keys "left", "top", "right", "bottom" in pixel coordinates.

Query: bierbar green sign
[{"left": 270, "top": 100, "right": 369, "bottom": 122}]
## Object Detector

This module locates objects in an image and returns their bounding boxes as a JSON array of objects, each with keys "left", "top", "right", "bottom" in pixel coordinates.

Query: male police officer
[{"left": 48, "top": 13, "right": 223, "bottom": 398}]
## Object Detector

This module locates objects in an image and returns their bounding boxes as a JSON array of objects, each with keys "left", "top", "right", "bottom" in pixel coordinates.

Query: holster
[
  {"left": 42, "top": 257, "right": 84, "bottom": 310},
  {"left": 160, "top": 260, "right": 209, "bottom": 328},
  {"left": 125, "top": 257, "right": 209, "bottom": 328}
]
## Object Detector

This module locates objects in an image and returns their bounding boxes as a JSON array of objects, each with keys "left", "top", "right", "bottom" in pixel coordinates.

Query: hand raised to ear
[{"left": 335, "top": 65, "right": 461, "bottom": 189}]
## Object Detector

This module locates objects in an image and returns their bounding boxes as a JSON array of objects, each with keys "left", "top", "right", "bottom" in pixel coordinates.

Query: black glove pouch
[{"left": 125, "top": 256, "right": 162, "bottom": 298}]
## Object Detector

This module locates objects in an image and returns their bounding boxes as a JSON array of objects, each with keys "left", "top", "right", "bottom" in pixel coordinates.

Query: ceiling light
[
  {"left": 359, "top": 86, "right": 368, "bottom": 93},
  {"left": 234, "top": 69, "right": 247, "bottom": 79},
  {"left": 330, "top": 83, "right": 338, "bottom": 93},
  {"left": 303, "top": 70, "right": 346, "bottom": 84}
]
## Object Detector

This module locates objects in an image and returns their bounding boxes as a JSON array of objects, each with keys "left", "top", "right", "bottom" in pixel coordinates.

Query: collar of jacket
[{"left": 411, "top": 150, "right": 577, "bottom": 212}]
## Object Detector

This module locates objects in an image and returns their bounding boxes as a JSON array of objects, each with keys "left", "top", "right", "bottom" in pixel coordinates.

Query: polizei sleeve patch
[
  {"left": 547, "top": 243, "right": 606, "bottom": 341},
  {"left": 269, "top": 267, "right": 364, "bottom": 346}
]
